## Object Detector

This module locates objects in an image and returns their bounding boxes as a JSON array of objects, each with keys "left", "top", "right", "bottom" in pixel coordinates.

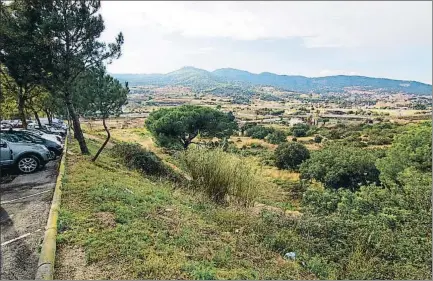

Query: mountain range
[{"left": 112, "top": 67, "right": 432, "bottom": 95}]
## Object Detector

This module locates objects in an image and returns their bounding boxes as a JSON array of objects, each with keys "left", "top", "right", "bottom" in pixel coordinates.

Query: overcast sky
[{"left": 100, "top": 1, "right": 432, "bottom": 84}]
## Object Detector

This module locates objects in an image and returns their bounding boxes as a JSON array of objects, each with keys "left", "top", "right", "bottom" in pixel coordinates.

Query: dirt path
[
  {"left": 0, "top": 160, "right": 59, "bottom": 279},
  {"left": 82, "top": 133, "right": 114, "bottom": 148}
]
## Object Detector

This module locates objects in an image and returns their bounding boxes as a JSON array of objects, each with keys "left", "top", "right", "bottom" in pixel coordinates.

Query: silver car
[{"left": 0, "top": 138, "right": 52, "bottom": 174}]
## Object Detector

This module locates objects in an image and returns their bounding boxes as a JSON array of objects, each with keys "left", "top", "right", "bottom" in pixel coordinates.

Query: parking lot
[{"left": 1, "top": 159, "right": 59, "bottom": 279}]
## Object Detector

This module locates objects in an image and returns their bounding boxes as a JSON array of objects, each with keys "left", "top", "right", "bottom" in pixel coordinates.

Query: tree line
[{"left": 0, "top": 0, "right": 128, "bottom": 160}]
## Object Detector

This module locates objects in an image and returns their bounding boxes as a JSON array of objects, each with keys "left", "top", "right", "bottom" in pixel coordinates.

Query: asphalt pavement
[{"left": 0, "top": 159, "right": 59, "bottom": 280}]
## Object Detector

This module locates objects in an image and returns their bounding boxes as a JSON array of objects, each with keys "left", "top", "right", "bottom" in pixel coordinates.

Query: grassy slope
[
  {"left": 55, "top": 138, "right": 313, "bottom": 280},
  {"left": 106, "top": 127, "right": 303, "bottom": 211}
]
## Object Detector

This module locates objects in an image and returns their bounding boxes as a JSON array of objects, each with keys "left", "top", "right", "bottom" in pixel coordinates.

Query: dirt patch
[
  {"left": 250, "top": 202, "right": 285, "bottom": 216},
  {"left": 250, "top": 202, "right": 302, "bottom": 220},
  {"left": 54, "top": 245, "right": 128, "bottom": 280},
  {"left": 55, "top": 245, "right": 101, "bottom": 279},
  {"left": 284, "top": 210, "right": 303, "bottom": 220},
  {"left": 94, "top": 212, "right": 116, "bottom": 228}
]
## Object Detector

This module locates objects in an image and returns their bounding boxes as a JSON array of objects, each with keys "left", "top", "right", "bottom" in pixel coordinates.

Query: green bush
[
  {"left": 245, "top": 125, "right": 275, "bottom": 139},
  {"left": 274, "top": 142, "right": 310, "bottom": 170},
  {"left": 249, "top": 142, "right": 264, "bottom": 149},
  {"left": 299, "top": 144, "right": 381, "bottom": 191},
  {"left": 295, "top": 167, "right": 432, "bottom": 279},
  {"left": 290, "top": 123, "right": 310, "bottom": 137},
  {"left": 314, "top": 135, "right": 323, "bottom": 143},
  {"left": 111, "top": 142, "right": 179, "bottom": 181},
  {"left": 376, "top": 121, "right": 432, "bottom": 188},
  {"left": 266, "top": 130, "right": 287, "bottom": 144},
  {"left": 366, "top": 135, "right": 393, "bottom": 145},
  {"left": 177, "top": 148, "right": 260, "bottom": 205},
  {"left": 292, "top": 128, "right": 306, "bottom": 137}
]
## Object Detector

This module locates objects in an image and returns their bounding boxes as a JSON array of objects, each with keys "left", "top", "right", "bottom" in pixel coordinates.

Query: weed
[
  {"left": 177, "top": 148, "right": 261, "bottom": 205},
  {"left": 184, "top": 261, "right": 217, "bottom": 280}
]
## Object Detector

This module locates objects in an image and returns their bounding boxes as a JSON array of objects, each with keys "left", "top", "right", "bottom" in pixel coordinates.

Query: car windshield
[
  {"left": 9, "top": 132, "right": 44, "bottom": 143},
  {"left": 0, "top": 133, "right": 22, "bottom": 143}
]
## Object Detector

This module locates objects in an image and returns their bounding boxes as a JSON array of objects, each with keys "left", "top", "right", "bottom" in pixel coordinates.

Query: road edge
[{"left": 34, "top": 136, "right": 68, "bottom": 280}]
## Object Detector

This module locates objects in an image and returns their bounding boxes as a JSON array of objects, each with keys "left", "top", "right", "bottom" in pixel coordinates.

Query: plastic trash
[{"left": 284, "top": 252, "right": 296, "bottom": 260}]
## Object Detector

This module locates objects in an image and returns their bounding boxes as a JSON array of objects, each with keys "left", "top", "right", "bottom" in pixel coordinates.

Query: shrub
[
  {"left": 366, "top": 135, "right": 393, "bottom": 145},
  {"left": 245, "top": 125, "right": 275, "bottom": 139},
  {"left": 292, "top": 128, "right": 306, "bottom": 137},
  {"left": 290, "top": 123, "right": 310, "bottom": 137},
  {"left": 177, "top": 148, "right": 261, "bottom": 205},
  {"left": 292, "top": 137, "right": 297, "bottom": 142},
  {"left": 294, "top": 166, "right": 432, "bottom": 279},
  {"left": 299, "top": 144, "right": 381, "bottom": 191},
  {"left": 274, "top": 142, "right": 310, "bottom": 171},
  {"left": 250, "top": 143, "right": 263, "bottom": 149},
  {"left": 111, "top": 142, "right": 179, "bottom": 180},
  {"left": 314, "top": 135, "right": 323, "bottom": 143},
  {"left": 376, "top": 121, "right": 432, "bottom": 188},
  {"left": 266, "top": 130, "right": 287, "bottom": 144}
]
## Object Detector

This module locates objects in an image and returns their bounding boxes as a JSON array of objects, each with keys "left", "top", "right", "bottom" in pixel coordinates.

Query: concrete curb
[{"left": 35, "top": 137, "right": 68, "bottom": 280}]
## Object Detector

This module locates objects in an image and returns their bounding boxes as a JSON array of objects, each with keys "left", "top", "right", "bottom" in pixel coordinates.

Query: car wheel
[{"left": 17, "top": 155, "right": 40, "bottom": 174}]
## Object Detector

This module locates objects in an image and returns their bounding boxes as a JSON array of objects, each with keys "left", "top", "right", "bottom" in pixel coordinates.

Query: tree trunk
[
  {"left": 65, "top": 92, "right": 89, "bottom": 154},
  {"left": 44, "top": 109, "right": 52, "bottom": 125},
  {"left": 34, "top": 110, "right": 42, "bottom": 127},
  {"left": 92, "top": 118, "right": 110, "bottom": 162},
  {"left": 183, "top": 141, "right": 190, "bottom": 150},
  {"left": 18, "top": 88, "right": 27, "bottom": 129},
  {"left": 182, "top": 130, "right": 199, "bottom": 150},
  {"left": 67, "top": 113, "right": 74, "bottom": 139}
]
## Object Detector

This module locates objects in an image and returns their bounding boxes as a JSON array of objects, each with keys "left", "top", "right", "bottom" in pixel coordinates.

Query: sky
[{"left": 99, "top": 1, "right": 432, "bottom": 84}]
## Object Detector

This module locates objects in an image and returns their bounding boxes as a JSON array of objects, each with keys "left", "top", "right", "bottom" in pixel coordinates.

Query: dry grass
[
  {"left": 177, "top": 148, "right": 261, "bottom": 206},
  {"left": 262, "top": 167, "right": 300, "bottom": 181},
  {"left": 230, "top": 136, "right": 276, "bottom": 149}
]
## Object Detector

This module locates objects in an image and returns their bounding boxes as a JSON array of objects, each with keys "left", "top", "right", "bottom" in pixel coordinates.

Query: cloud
[
  {"left": 100, "top": 1, "right": 432, "bottom": 48},
  {"left": 99, "top": 1, "right": 431, "bottom": 83}
]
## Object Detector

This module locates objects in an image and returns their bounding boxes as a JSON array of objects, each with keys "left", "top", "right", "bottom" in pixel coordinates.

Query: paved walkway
[{"left": 1, "top": 160, "right": 59, "bottom": 280}]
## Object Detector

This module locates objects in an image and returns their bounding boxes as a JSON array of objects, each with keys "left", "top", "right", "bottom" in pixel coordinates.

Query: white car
[
  {"left": 0, "top": 123, "right": 12, "bottom": 130},
  {"left": 30, "top": 124, "right": 66, "bottom": 136},
  {"left": 18, "top": 129, "right": 63, "bottom": 147}
]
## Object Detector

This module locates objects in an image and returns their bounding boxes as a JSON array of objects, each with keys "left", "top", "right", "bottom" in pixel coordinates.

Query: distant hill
[{"left": 112, "top": 67, "right": 432, "bottom": 95}]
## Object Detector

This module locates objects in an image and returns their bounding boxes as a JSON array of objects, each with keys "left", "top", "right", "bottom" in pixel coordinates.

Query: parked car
[
  {"left": 28, "top": 123, "right": 66, "bottom": 137},
  {"left": 12, "top": 120, "right": 23, "bottom": 128},
  {"left": 0, "top": 123, "right": 12, "bottom": 130},
  {"left": 27, "top": 124, "right": 63, "bottom": 138},
  {"left": 1, "top": 131, "right": 63, "bottom": 158},
  {"left": 19, "top": 128, "right": 63, "bottom": 143},
  {"left": 39, "top": 118, "right": 67, "bottom": 130},
  {"left": 45, "top": 124, "right": 67, "bottom": 136},
  {"left": 0, "top": 138, "right": 52, "bottom": 173},
  {"left": 51, "top": 123, "right": 68, "bottom": 132}
]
